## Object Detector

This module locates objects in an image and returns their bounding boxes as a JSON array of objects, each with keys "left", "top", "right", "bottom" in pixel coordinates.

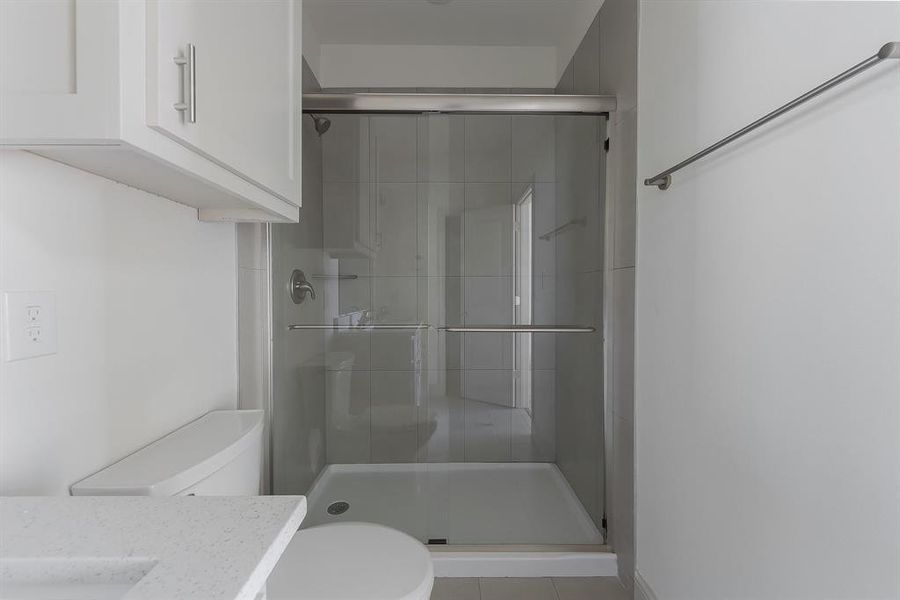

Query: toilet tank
[{"left": 71, "top": 410, "right": 263, "bottom": 496}]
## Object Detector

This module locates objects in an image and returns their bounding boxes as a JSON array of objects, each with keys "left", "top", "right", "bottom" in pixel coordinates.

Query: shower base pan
[{"left": 302, "top": 462, "right": 616, "bottom": 577}]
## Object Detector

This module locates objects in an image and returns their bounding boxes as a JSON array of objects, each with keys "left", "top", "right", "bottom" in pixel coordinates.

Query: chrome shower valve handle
[{"left": 289, "top": 269, "right": 316, "bottom": 304}]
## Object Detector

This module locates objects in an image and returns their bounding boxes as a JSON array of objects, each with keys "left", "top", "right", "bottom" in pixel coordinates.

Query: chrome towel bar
[
  {"left": 289, "top": 324, "right": 597, "bottom": 333},
  {"left": 438, "top": 325, "right": 596, "bottom": 333},
  {"left": 310, "top": 274, "right": 358, "bottom": 280},
  {"left": 288, "top": 324, "right": 430, "bottom": 331},
  {"left": 644, "top": 41, "right": 900, "bottom": 190}
]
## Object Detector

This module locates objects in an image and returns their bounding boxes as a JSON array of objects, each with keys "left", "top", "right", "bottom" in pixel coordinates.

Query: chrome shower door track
[{"left": 303, "top": 93, "right": 616, "bottom": 116}]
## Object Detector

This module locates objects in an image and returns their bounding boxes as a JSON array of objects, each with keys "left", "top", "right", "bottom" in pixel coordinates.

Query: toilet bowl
[
  {"left": 71, "top": 410, "right": 434, "bottom": 600},
  {"left": 267, "top": 522, "right": 433, "bottom": 600},
  {"left": 314, "top": 351, "right": 439, "bottom": 450}
]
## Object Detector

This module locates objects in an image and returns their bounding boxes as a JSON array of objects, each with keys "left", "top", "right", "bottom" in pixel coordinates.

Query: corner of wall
[
  {"left": 591, "top": 0, "right": 639, "bottom": 591},
  {"left": 634, "top": 571, "right": 659, "bottom": 600},
  {"left": 236, "top": 222, "right": 273, "bottom": 494}
]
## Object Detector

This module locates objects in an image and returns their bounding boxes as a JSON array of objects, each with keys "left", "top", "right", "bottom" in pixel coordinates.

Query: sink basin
[{"left": 0, "top": 558, "right": 157, "bottom": 600}]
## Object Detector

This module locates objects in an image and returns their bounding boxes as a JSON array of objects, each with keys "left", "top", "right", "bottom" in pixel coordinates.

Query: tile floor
[{"left": 431, "top": 577, "right": 629, "bottom": 600}]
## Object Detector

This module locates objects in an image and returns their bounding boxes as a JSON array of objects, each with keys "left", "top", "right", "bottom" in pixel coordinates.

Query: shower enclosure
[{"left": 271, "top": 91, "right": 612, "bottom": 550}]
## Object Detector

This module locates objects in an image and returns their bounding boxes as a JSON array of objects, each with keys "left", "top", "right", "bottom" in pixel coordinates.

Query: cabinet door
[
  {"left": 0, "top": 0, "right": 118, "bottom": 142},
  {"left": 146, "top": 0, "right": 301, "bottom": 205}
]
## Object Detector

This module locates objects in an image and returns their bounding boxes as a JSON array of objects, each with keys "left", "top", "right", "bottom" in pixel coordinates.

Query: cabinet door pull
[{"left": 173, "top": 43, "right": 196, "bottom": 123}]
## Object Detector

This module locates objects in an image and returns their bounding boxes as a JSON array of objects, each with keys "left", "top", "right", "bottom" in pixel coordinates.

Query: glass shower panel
[{"left": 276, "top": 107, "right": 607, "bottom": 546}]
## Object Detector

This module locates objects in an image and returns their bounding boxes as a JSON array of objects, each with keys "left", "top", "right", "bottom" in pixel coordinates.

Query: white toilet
[{"left": 70, "top": 410, "right": 434, "bottom": 600}]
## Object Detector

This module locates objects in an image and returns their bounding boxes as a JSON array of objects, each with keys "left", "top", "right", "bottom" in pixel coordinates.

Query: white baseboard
[{"left": 634, "top": 570, "right": 658, "bottom": 600}]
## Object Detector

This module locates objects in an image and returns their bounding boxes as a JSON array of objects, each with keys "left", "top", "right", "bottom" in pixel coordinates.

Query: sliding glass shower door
[{"left": 272, "top": 103, "right": 607, "bottom": 546}]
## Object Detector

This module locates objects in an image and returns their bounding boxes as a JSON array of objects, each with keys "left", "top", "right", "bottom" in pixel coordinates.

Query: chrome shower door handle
[{"left": 173, "top": 43, "right": 196, "bottom": 123}]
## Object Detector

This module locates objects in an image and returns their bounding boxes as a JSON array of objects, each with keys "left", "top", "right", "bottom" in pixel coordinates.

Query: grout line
[
  {"left": 416, "top": 118, "right": 429, "bottom": 463},
  {"left": 365, "top": 368, "right": 373, "bottom": 464},
  {"left": 549, "top": 577, "right": 563, "bottom": 600},
  {"left": 367, "top": 116, "right": 376, "bottom": 464},
  {"left": 461, "top": 114, "right": 467, "bottom": 463}
]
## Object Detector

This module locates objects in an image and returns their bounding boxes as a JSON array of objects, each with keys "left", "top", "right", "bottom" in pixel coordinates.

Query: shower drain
[{"left": 326, "top": 501, "right": 350, "bottom": 515}]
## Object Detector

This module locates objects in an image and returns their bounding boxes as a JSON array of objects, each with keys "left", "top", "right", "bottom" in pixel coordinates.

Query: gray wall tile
[
  {"left": 552, "top": 0, "right": 638, "bottom": 577},
  {"left": 267, "top": 62, "right": 329, "bottom": 494},
  {"left": 464, "top": 388, "right": 513, "bottom": 462},
  {"left": 323, "top": 115, "right": 370, "bottom": 183},
  {"left": 420, "top": 386, "right": 465, "bottom": 462},
  {"left": 325, "top": 369, "right": 371, "bottom": 464},
  {"left": 465, "top": 116, "right": 512, "bottom": 182},
  {"left": 372, "top": 183, "right": 419, "bottom": 276},
  {"left": 371, "top": 330, "right": 420, "bottom": 371},
  {"left": 371, "top": 116, "right": 418, "bottom": 182},
  {"left": 418, "top": 116, "right": 466, "bottom": 183},
  {"left": 512, "top": 115, "right": 557, "bottom": 183},
  {"left": 371, "top": 370, "right": 420, "bottom": 462},
  {"left": 612, "top": 269, "right": 635, "bottom": 423},
  {"left": 611, "top": 109, "right": 637, "bottom": 269}
]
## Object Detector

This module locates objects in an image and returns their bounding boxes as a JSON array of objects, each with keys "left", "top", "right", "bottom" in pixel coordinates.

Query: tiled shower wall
[
  {"left": 315, "top": 88, "right": 608, "bottom": 471},
  {"left": 556, "top": 0, "right": 639, "bottom": 588},
  {"left": 238, "top": 59, "right": 329, "bottom": 495},
  {"left": 553, "top": 41, "right": 609, "bottom": 534}
]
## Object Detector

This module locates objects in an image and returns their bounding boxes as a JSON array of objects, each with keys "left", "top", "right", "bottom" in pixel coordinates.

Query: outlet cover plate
[{"left": 2, "top": 292, "right": 57, "bottom": 361}]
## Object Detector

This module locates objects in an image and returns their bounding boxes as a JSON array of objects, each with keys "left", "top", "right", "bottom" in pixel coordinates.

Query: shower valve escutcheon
[{"left": 289, "top": 269, "right": 316, "bottom": 304}]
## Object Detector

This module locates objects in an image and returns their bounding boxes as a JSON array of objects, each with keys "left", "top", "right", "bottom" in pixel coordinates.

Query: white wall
[
  {"left": 0, "top": 151, "right": 238, "bottom": 496},
  {"left": 317, "top": 44, "right": 559, "bottom": 89},
  {"left": 635, "top": 2, "right": 900, "bottom": 599}
]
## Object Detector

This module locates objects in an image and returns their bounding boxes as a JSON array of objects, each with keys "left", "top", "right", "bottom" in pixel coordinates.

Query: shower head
[{"left": 309, "top": 114, "right": 331, "bottom": 136}]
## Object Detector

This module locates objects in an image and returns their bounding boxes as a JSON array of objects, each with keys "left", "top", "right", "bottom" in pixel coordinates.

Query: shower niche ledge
[{"left": 0, "top": 0, "right": 302, "bottom": 223}]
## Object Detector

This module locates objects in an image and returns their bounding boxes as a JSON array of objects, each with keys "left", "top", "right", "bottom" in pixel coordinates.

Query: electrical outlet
[
  {"left": 25, "top": 305, "right": 41, "bottom": 323},
  {"left": 2, "top": 292, "right": 57, "bottom": 361}
]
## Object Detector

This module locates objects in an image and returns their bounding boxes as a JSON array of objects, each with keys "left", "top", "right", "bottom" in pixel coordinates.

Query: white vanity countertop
[{"left": 0, "top": 496, "right": 307, "bottom": 600}]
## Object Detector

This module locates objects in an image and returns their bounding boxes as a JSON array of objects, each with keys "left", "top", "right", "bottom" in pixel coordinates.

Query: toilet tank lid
[{"left": 71, "top": 410, "right": 263, "bottom": 496}]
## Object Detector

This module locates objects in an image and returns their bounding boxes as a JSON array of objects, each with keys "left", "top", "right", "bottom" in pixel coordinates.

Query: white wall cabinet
[{"left": 0, "top": 0, "right": 302, "bottom": 223}]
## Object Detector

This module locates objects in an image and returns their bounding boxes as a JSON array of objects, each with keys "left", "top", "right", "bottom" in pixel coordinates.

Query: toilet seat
[{"left": 266, "top": 522, "right": 434, "bottom": 600}]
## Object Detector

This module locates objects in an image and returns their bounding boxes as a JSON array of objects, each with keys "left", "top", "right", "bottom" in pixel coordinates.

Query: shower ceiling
[
  {"left": 304, "top": 0, "right": 604, "bottom": 47},
  {"left": 303, "top": 0, "right": 605, "bottom": 88}
]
